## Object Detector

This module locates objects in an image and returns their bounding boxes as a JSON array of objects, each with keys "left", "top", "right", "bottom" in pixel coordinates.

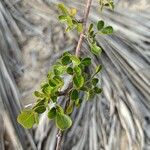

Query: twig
[
  {"left": 56, "top": 130, "right": 63, "bottom": 150},
  {"left": 75, "top": 0, "right": 93, "bottom": 56},
  {"left": 58, "top": 83, "right": 73, "bottom": 96},
  {"left": 55, "top": 0, "right": 93, "bottom": 149}
]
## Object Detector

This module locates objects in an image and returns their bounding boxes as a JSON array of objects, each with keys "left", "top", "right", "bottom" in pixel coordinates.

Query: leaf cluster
[
  {"left": 17, "top": 52, "right": 102, "bottom": 130},
  {"left": 58, "top": 3, "right": 114, "bottom": 57},
  {"left": 87, "top": 20, "right": 113, "bottom": 55},
  {"left": 58, "top": 3, "right": 83, "bottom": 33},
  {"left": 99, "top": 0, "right": 114, "bottom": 11}
]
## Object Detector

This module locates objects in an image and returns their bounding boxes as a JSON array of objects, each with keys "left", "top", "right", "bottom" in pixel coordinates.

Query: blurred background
[{"left": 0, "top": 0, "right": 150, "bottom": 150}]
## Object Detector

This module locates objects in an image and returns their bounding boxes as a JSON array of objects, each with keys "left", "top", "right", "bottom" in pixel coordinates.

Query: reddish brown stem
[
  {"left": 56, "top": 130, "right": 63, "bottom": 150},
  {"left": 75, "top": 0, "right": 93, "bottom": 56}
]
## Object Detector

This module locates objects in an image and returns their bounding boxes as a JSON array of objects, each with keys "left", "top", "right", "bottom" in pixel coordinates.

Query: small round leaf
[
  {"left": 73, "top": 75, "right": 84, "bottom": 88},
  {"left": 34, "top": 91, "right": 44, "bottom": 98},
  {"left": 33, "top": 105, "right": 46, "bottom": 114},
  {"left": 55, "top": 113, "right": 72, "bottom": 130},
  {"left": 101, "top": 26, "right": 113, "bottom": 34},
  {"left": 94, "top": 87, "right": 102, "bottom": 94},
  {"left": 92, "top": 78, "right": 99, "bottom": 86},
  {"left": 58, "top": 3, "right": 69, "bottom": 15},
  {"left": 61, "top": 56, "right": 71, "bottom": 65},
  {"left": 90, "top": 43, "right": 102, "bottom": 55},
  {"left": 97, "top": 20, "right": 104, "bottom": 30},
  {"left": 88, "top": 23, "right": 94, "bottom": 33},
  {"left": 66, "top": 102, "right": 74, "bottom": 115},
  {"left": 70, "top": 55, "right": 80, "bottom": 65},
  {"left": 75, "top": 99, "right": 82, "bottom": 108},
  {"left": 48, "top": 108, "right": 56, "bottom": 119},
  {"left": 56, "top": 105, "right": 64, "bottom": 114},
  {"left": 69, "top": 8, "right": 77, "bottom": 16},
  {"left": 70, "top": 89, "right": 79, "bottom": 100},
  {"left": 58, "top": 15, "right": 67, "bottom": 22},
  {"left": 74, "top": 66, "right": 81, "bottom": 75},
  {"left": 81, "top": 57, "right": 91, "bottom": 66},
  {"left": 67, "top": 67, "right": 74, "bottom": 75},
  {"left": 53, "top": 65, "right": 66, "bottom": 76},
  {"left": 77, "top": 23, "right": 83, "bottom": 33},
  {"left": 17, "top": 109, "right": 35, "bottom": 129}
]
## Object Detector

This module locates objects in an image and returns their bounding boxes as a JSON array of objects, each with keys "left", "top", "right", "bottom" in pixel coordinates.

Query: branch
[
  {"left": 55, "top": 0, "right": 93, "bottom": 149},
  {"left": 58, "top": 83, "right": 73, "bottom": 96},
  {"left": 75, "top": 0, "right": 93, "bottom": 56}
]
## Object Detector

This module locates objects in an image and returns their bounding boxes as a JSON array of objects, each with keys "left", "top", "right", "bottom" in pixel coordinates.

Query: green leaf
[
  {"left": 66, "top": 102, "right": 74, "bottom": 115},
  {"left": 47, "top": 72, "right": 53, "bottom": 79},
  {"left": 81, "top": 57, "right": 91, "bottom": 66},
  {"left": 53, "top": 65, "right": 66, "bottom": 76},
  {"left": 34, "top": 91, "right": 44, "bottom": 98},
  {"left": 109, "top": 2, "right": 114, "bottom": 10},
  {"left": 67, "top": 67, "right": 74, "bottom": 75},
  {"left": 58, "top": 3, "right": 68, "bottom": 15},
  {"left": 41, "top": 83, "right": 50, "bottom": 89},
  {"left": 74, "top": 66, "right": 81, "bottom": 75},
  {"left": 70, "top": 55, "right": 80, "bottom": 65},
  {"left": 66, "top": 16, "right": 73, "bottom": 27},
  {"left": 95, "top": 65, "right": 102, "bottom": 74},
  {"left": 69, "top": 8, "right": 77, "bottom": 17},
  {"left": 55, "top": 113, "right": 72, "bottom": 130},
  {"left": 51, "top": 95, "right": 57, "bottom": 102},
  {"left": 56, "top": 105, "right": 64, "bottom": 114},
  {"left": 33, "top": 105, "right": 46, "bottom": 114},
  {"left": 77, "top": 23, "right": 83, "bottom": 33},
  {"left": 101, "top": 26, "right": 113, "bottom": 34},
  {"left": 97, "top": 20, "right": 104, "bottom": 30},
  {"left": 93, "top": 87, "right": 102, "bottom": 94},
  {"left": 33, "top": 99, "right": 46, "bottom": 114},
  {"left": 90, "top": 42, "right": 102, "bottom": 55},
  {"left": 17, "top": 109, "right": 35, "bottom": 129},
  {"left": 89, "top": 31, "right": 94, "bottom": 37},
  {"left": 80, "top": 86, "right": 88, "bottom": 91},
  {"left": 92, "top": 78, "right": 99, "bottom": 86},
  {"left": 58, "top": 15, "right": 67, "bottom": 22},
  {"left": 63, "top": 52, "right": 70, "bottom": 56},
  {"left": 89, "top": 89, "right": 95, "bottom": 99},
  {"left": 104, "top": 3, "right": 109, "bottom": 7},
  {"left": 48, "top": 108, "right": 56, "bottom": 119},
  {"left": 42, "top": 84, "right": 51, "bottom": 94},
  {"left": 73, "top": 75, "right": 84, "bottom": 88},
  {"left": 88, "top": 23, "right": 94, "bottom": 33},
  {"left": 78, "top": 63, "right": 85, "bottom": 71},
  {"left": 70, "top": 89, "right": 79, "bottom": 100},
  {"left": 65, "top": 26, "right": 72, "bottom": 32},
  {"left": 75, "top": 98, "right": 82, "bottom": 108},
  {"left": 82, "top": 72, "right": 89, "bottom": 81},
  {"left": 53, "top": 76, "right": 64, "bottom": 87},
  {"left": 49, "top": 79, "right": 57, "bottom": 87},
  {"left": 50, "top": 87, "right": 59, "bottom": 96},
  {"left": 33, "top": 99, "right": 45, "bottom": 108},
  {"left": 34, "top": 113, "right": 39, "bottom": 124},
  {"left": 61, "top": 55, "right": 71, "bottom": 65}
]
